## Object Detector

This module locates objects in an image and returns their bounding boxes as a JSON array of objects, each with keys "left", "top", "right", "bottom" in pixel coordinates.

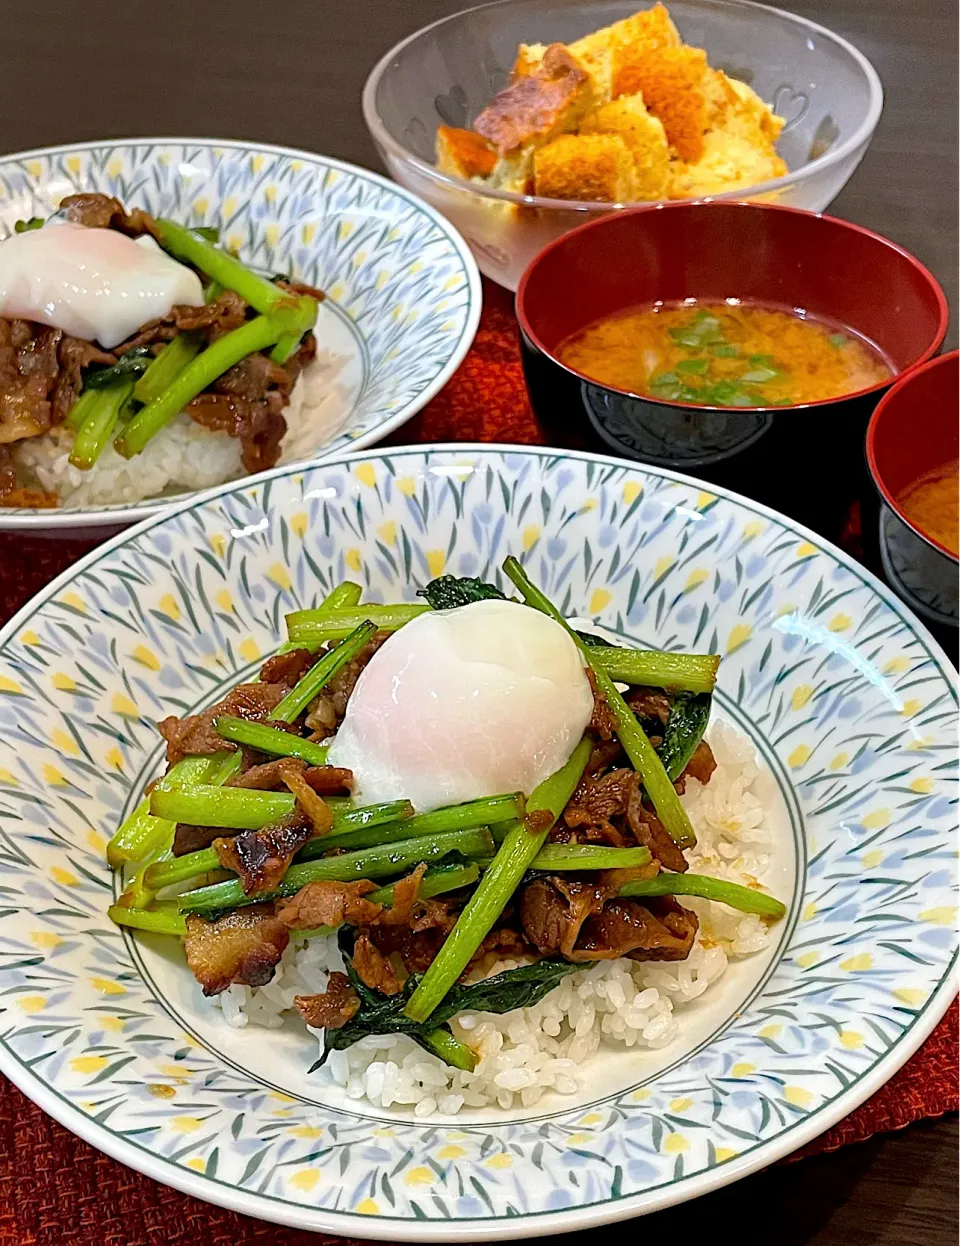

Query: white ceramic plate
[
  {"left": 0, "top": 445, "right": 955, "bottom": 1239},
  {"left": 0, "top": 139, "right": 480, "bottom": 536}
]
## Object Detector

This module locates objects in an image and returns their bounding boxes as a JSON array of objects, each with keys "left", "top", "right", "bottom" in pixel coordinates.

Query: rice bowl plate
[
  {"left": 0, "top": 444, "right": 954, "bottom": 1238},
  {"left": 0, "top": 139, "right": 480, "bottom": 535}
]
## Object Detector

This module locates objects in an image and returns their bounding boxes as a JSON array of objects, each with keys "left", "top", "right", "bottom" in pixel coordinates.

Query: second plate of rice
[{"left": 0, "top": 138, "right": 480, "bottom": 535}]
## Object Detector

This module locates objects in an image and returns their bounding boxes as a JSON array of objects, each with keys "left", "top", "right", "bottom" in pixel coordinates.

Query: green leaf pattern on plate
[{"left": 0, "top": 447, "right": 954, "bottom": 1232}]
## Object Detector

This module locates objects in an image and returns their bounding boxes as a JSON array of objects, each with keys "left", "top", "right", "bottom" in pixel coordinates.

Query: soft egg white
[
  {"left": 326, "top": 599, "right": 595, "bottom": 813},
  {"left": 0, "top": 221, "right": 204, "bottom": 349}
]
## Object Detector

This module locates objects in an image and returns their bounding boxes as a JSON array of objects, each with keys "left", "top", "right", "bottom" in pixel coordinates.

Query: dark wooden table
[{"left": 0, "top": 1, "right": 956, "bottom": 1243}]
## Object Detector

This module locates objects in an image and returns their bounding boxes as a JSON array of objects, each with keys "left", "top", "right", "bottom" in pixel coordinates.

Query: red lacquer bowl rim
[
  {"left": 515, "top": 200, "right": 950, "bottom": 415},
  {"left": 866, "top": 349, "right": 959, "bottom": 564}
]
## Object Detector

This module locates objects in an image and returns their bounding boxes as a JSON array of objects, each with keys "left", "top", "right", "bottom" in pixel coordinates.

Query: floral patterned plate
[
  {"left": 0, "top": 445, "right": 955, "bottom": 1239},
  {"left": 0, "top": 139, "right": 480, "bottom": 536}
]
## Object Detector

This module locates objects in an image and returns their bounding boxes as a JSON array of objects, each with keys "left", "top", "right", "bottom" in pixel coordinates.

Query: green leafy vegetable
[
  {"left": 417, "top": 575, "right": 506, "bottom": 610},
  {"left": 828, "top": 333, "right": 848, "bottom": 349},
  {"left": 322, "top": 936, "right": 588, "bottom": 1057},
  {"left": 657, "top": 693, "right": 712, "bottom": 780},
  {"left": 83, "top": 347, "right": 154, "bottom": 390}
]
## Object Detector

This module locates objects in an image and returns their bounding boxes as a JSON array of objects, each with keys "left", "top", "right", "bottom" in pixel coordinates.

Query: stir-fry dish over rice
[
  {"left": 107, "top": 560, "right": 786, "bottom": 1116},
  {"left": 0, "top": 194, "right": 326, "bottom": 507}
]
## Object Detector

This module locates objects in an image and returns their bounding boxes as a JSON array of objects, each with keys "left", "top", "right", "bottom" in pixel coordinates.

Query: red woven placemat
[{"left": 0, "top": 278, "right": 955, "bottom": 1245}]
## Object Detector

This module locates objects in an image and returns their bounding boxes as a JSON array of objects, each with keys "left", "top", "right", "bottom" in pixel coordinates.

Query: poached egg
[
  {"left": 0, "top": 221, "right": 204, "bottom": 349},
  {"left": 327, "top": 599, "right": 595, "bottom": 813}
]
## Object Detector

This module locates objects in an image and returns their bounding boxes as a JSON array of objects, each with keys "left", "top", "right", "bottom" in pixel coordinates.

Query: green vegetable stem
[
  {"left": 503, "top": 556, "right": 697, "bottom": 850},
  {"left": 404, "top": 736, "right": 592, "bottom": 1023},
  {"left": 177, "top": 827, "right": 495, "bottom": 913},
  {"left": 619, "top": 873, "right": 786, "bottom": 918},
  {"left": 285, "top": 605, "right": 429, "bottom": 646}
]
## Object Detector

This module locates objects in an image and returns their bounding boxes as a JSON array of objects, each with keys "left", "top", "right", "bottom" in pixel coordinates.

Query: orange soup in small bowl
[{"left": 867, "top": 351, "right": 958, "bottom": 627}]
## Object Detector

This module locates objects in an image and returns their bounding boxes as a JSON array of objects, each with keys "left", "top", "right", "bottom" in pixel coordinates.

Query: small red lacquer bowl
[
  {"left": 516, "top": 201, "right": 948, "bottom": 540},
  {"left": 867, "top": 350, "right": 958, "bottom": 627}
]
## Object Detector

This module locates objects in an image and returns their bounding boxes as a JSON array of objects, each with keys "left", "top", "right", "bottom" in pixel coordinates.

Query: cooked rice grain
[
  {"left": 214, "top": 719, "right": 781, "bottom": 1115},
  {"left": 13, "top": 350, "right": 350, "bottom": 506}
]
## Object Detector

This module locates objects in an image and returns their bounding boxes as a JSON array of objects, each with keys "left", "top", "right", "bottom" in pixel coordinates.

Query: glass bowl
[{"left": 363, "top": 0, "right": 884, "bottom": 290}]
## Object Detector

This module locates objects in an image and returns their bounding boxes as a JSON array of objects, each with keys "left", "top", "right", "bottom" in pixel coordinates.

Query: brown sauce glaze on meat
[
  {"left": 626, "top": 784, "right": 688, "bottom": 873},
  {"left": 0, "top": 318, "right": 115, "bottom": 448},
  {"left": 184, "top": 904, "right": 289, "bottom": 996},
  {"left": 214, "top": 810, "right": 313, "bottom": 896},
  {"left": 277, "top": 758, "right": 333, "bottom": 834},
  {"left": 352, "top": 933, "right": 404, "bottom": 995},
  {"left": 58, "top": 192, "right": 161, "bottom": 240},
  {"left": 521, "top": 876, "right": 698, "bottom": 963},
  {"left": 172, "top": 822, "right": 223, "bottom": 856},
  {"left": 157, "top": 681, "right": 289, "bottom": 766},
  {"left": 258, "top": 647, "right": 316, "bottom": 688},
  {"left": 578, "top": 896, "right": 699, "bottom": 963},
  {"left": 295, "top": 972, "right": 360, "bottom": 1029},
  {"left": 276, "top": 880, "right": 383, "bottom": 930},
  {"left": 302, "top": 765, "right": 354, "bottom": 796}
]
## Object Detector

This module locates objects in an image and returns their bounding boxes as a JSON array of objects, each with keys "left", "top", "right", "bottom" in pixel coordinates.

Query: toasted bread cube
[
  {"left": 580, "top": 93, "right": 671, "bottom": 200},
  {"left": 533, "top": 133, "right": 637, "bottom": 202},
  {"left": 436, "top": 126, "right": 498, "bottom": 180},
  {"left": 571, "top": 3, "right": 681, "bottom": 99},
  {"left": 720, "top": 74, "right": 786, "bottom": 144},
  {"left": 474, "top": 43, "right": 594, "bottom": 155},
  {"left": 669, "top": 131, "right": 788, "bottom": 199},
  {"left": 512, "top": 42, "right": 548, "bottom": 78},
  {"left": 613, "top": 44, "right": 727, "bottom": 162}
]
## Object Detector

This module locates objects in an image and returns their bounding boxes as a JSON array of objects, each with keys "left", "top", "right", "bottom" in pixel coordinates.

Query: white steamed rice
[
  {"left": 13, "top": 348, "right": 351, "bottom": 506},
  {"left": 212, "top": 720, "right": 781, "bottom": 1116}
]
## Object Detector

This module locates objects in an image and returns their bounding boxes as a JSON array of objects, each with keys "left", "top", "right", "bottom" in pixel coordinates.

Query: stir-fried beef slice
[
  {"left": 227, "top": 759, "right": 289, "bottom": 790},
  {"left": 276, "top": 879, "right": 382, "bottom": 929},
  {"left": 172, "top": 821, "right": 223, "bottom": 856},
  {"left": 563, "top": 768, "right": 636, "bottom": 840},
  {"left": 587, "top": 737, "right": 624, "bottom": 773},
  {"left": 53, "top": 334, "right": 117, "bottom": 424},
  {"left": 302, "top": 765, "right": 354, "bottom": 795},
  {"left": 521, "top": 877, "right": 610, "bottom": 960},
  {"left": 352, "top": 932, "right": 404, "bottom": 995},
  {"left": 0, "top": 316, "right": 119, "bottom": 447},
  {"left": 359, "top": 922, "right": 449, "bottom": 974},
  {"left": 625, "top": 687, "right": 672, "bottom": 726},
  {"left": 173, "top": 290, "right": 248, "bottom": 338},
  {"left": 184, "top": 904, "right": 290, "bottom": 995},
  {"left": 186, "top": 391, "right": 288, "bottom": 475},
  {"left": 214, "top": 810, "right": 313, "bottom": 895},
  {"left": 258, "top": 647, "right": 316, "bottom": 687},
  {"left": 276, "top": 758, "right": 333, "bottom": 833},
  {"left": 0, "top": 320, "right": 59, "bottom": 443},
  {"left": 682, "top": 739, "right": 717, "bottom": 786},
  {"left": 295, "top": 971, "right": 360, "bottom": 1029},
  {"left": 215, "top": 351, "right": 295, "bottom": 402},
  {"left": 469, "top": 922, "right": 533, "bottom": 967},
  {"left": 626, "top": 784, "right": 688, "bottom": 873},
  {"left": 157, "top": 681, "right": 288, "bottom": 765},
  {"left": 112, "top": 294, "right": 248, "bottom": 357},
  {"left": 378, "top": 863, "right": 427, "bottom": 927},
  {"left": 575, "top": 895, "right": 698, "bottom": 962},
  {"left": 586, "top": 669, "right": 619, "bottom": 740},
  {"left": 276, "top": 277, "right": 327, "bottom": 303},
  {"left": 58, "top": 192, "right": 161, "bottom": 241},
  {"left": 304, "top": 633, "right": 390, "bottom": 732},
  {"left": 409, "top": 897, "right": 459, "bottom": 935}
]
